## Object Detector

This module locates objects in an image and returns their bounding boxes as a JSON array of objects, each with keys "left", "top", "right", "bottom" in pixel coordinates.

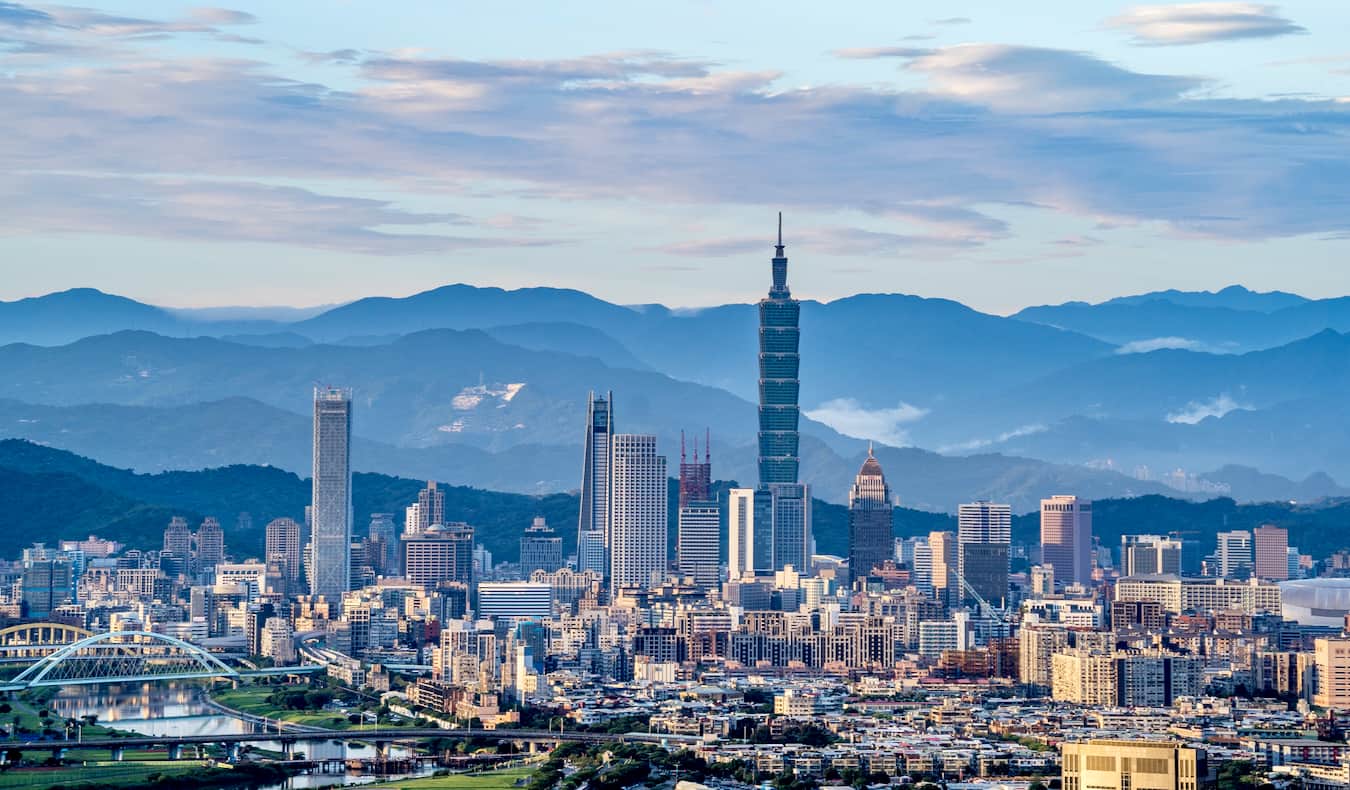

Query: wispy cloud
[
  {"left": 1165, "top": 393, "right": 1249, "bottom": 423},
  {"left": 938, "top": 424, "right": 1048, "bottom": 453},
  {"left": 1107, "top": 3, "right": 1305, "bottom": 46},
  {"left": 1115, "top": 336, "right": 1209, "bottom": 354},
  {"left": 0, "top": 174, "right": 561, "bottom": 254},
  {"left": 805, "top": 398, "right": 929, "bottom": 446}
]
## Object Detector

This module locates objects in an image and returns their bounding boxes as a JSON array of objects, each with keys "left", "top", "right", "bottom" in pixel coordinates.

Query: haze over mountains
[{"left": 0, "top": 283, "right": 1346, "bottom": 510}]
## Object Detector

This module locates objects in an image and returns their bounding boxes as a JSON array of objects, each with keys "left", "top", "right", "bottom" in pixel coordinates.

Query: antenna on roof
[{"left": 775, "top": 212, "right": 785, "bottom": 257}]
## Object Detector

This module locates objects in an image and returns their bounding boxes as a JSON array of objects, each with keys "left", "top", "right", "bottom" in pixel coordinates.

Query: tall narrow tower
[
  {"left": 848, "top": 445, "right": 893, "bottom": 583},
  {"left": 576, "top": 392, "right": 613, "bottom": 578},
  {"left": 311, "top": 386, "right": 353, "bottom": 603},
  {"left": 758, "top": 213, "right": 800, "bottom": 487}
]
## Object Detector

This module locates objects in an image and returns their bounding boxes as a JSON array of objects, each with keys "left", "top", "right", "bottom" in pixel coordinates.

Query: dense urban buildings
[
  {"left": 8, "top": 219, "right": 1349, "bottom": 790},
  {"left": 311, "top": 386, "right": 353, "bottom": 604}
]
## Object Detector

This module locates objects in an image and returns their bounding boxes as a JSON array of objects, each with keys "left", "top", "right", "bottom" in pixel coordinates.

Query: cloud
[
  {"left": 0, "top": 174, "right": 561, "bottom": 254},
  {"left": 833, "top": 46, "right": 934, "bottom": 60},
  {"left": 0, "top": 2, "right": 53, "bottom": 27},
  {"left": 1, "top": 24, "right": 1349, "bottom": 253},
  {"left": 931, "top": 17, "right": 972, "bottom": 25},
  {"left": 937, "top": 424, "right": 1048, "bottom": 453},
  {"left": 805, "top": 398, "right": 929, "bottom": 446},
  {"left": 1165, "top": 393, "right": 1249, "bottom": 423},
  {"left": 901, "top": 44, "right": 1202, "bottom": 110},
  {"left": 1107, "top": 3, "right": 1305, "bottom": 46},
  {"left": 1115, "top": 336, "right": 1209, "bottom": 354}
]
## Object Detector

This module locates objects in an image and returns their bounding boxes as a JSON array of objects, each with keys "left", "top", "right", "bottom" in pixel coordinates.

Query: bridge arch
[
  {"left": 9, "top": 630, "right": 240, "bottom": 689},
  {"left": 0, "top": 622, "right": 92, "bottom": 646}
]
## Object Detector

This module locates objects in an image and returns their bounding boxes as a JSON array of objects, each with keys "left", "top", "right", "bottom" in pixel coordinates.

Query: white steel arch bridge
[{"left": 0, "top": 630, "right": 321, "bottom": 691}]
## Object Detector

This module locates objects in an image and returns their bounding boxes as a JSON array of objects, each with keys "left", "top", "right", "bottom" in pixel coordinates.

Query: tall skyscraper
[
  {"left": 196, "top": 517, "right": 225, "bottom": 574},
  {"left": 1040, "top": 495, "right": 1092, "bottom": 587},
  {"left": 929, "top": 530, "right": 958, "bottom": 608},
  {"left": 576, "top": 392, "right": 613, "bottom": 578},
  {"left": 406, "top": 481, "right": 445, "bottom": 536},
  {"left": 957, "top": 500, "right": 1011, "bottom": 606},
  {"left": 311, "top": 386, "right": 353, "bottom": 603},
  {"left": 727, "top": 488, "right": 765, "bottom": 580},
  {"left": 404, "top": 523, "right": 474, "bottom": 589},
  {"left": 677, "top": 432, "right": 720, "bottom": 588},
  {"left": 264, "top": 517, "right": 303, "bottom": 585},
  {"left": 520, "top": 516, "right": 564, "bottom": 574},
  {"left": 1121, "top": 534, "right": 1182, "bottom": 576},
  {"left": 1216, "top": 529, "right": 1254, "bottom": 579},
  {"left": 847, "top": 446, "right": 893, "bottom": 583},
  {"left": 367, "top": 513, "right": 398, "bottom": 575},
  {"left": 163, "top": 516, "right": 192, "bottom": 558},
  {"left": 608, "top": 434, "right": 667, "bottom": 593},
  {"left": 1253, "top": 524, "right": 1289, "bottom": 581},
  {"left": 752, "top": 217, "right": 812, "bottom": 574},
  {"left": 757, "top": 214, "right": 800, "bottom": 487}
]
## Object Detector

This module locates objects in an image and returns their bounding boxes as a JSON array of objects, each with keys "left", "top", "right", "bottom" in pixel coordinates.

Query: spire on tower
[
  {"left": 681, "top": 430, "right": 687, "bottom": 464},
  {"left": 775, "top": 211, "right": 785, "bottom": 258},
  {"left": 705, "top": 428, "right": 711, "bottom": 463}
]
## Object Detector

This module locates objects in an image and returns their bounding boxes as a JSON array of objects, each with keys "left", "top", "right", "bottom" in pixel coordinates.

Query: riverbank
[
  {"left": 209, "top": 685, "right": 361, "bottom": 731},
  {"left": 377, "top": 765, "right": 534, "bottom": 790}
]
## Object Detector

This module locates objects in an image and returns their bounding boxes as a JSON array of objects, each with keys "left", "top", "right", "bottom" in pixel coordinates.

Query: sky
[{"left": 1, "top": 0, "right": 1348, "bottom": 314}]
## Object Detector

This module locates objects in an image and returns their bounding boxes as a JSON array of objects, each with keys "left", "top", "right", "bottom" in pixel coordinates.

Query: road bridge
[{"left": 11, "top": 727, "right": 705, "bottom": 762}]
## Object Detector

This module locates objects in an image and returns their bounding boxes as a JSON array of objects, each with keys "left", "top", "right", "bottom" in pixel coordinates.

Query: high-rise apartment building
[
  {"left": 757, "top": 215, "right": 800, "bottom": 488},
  {"left": 676, "top": 432, "right": 719, "bottom": 588},
  {"left": 519, "top": 517, "right": 563, "bottom": 575},
  {"left": 403, "top": 523, "right": 474, "bottom": 589},
  {"left": 163, "top": 516, "right": 192, "bottom": 559},
  {"left": 608, "top": 434, "right": 667, "bottom": 593},
  {"left": 1122, "top": 534, "right": 1183, "bottom": 577},
  {"left": 957, "top": 500, "right": 1011, "bottom": 606},
  {"left": 311, "top": 386, "right": 353, "bottom": 603},
  {"left": 576, "top": 392, "right": 613, "bottom": 578},
  {"left": 848, "top": 448, "right": 893, "bottom": 583},
  {"left": 1253, "top": 524, "right": 1289, "bottom": 581},
  {"left": 264, "top": 517, "right": 303, "bottom": 585},
  {"left": 1216, "top": 530, "right": 1253, "bottom": 579},
  {"left": 195, "top": 517, "right": 225, "bottom": 573},
  {"left": 1041, "top": 495, "right": 1093, "bottom": 587},
  {"left": 929, "top": 530, "right": 958, "bottom": 608},
  {"left": 21, "top": 559, "right": 73, "bottom": 619}
]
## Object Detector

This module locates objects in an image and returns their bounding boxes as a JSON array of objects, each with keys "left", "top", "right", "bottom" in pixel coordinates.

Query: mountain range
[{"left": 0, "top": 282, "right": 1347, "bottom": 509}]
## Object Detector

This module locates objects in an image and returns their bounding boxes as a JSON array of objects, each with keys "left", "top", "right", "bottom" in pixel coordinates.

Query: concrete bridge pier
[
  {"left": 226, "top": 742, "right": 242, "bottom": 762},
  {"left": 374, "top": 741, "right": 389, "bottom": 760},
  {"left": 50, "top": 747, "right": 66, "bottom": 762},
  {"left": 167, "top": 743, "right": 183, "bottom": 761},
  {"left": 110, "top": 746, "right": 124, "bottom": 762},
  {"left": 281, "top": 740, "right": 295, "bottom": 759}
]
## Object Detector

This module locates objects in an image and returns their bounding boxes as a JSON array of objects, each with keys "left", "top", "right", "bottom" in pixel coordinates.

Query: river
[{"left": 48, "top": 682, "right": 437, "bottom": 788}]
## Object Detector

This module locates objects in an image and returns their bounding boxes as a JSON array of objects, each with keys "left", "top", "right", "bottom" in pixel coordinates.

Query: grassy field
[
  {"left": 380, "top": 766, "right": 534, "bottom": 790},
  {"left": 0, "top": 760, "right": 209, "bottom": 788},
  {"left": 210, "top": 685, "right": 362, "bottom": 730}
]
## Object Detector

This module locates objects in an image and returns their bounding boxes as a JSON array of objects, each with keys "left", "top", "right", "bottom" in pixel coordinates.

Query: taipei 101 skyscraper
[
  {"left": 745, "top": 214, "right": 810, "bottom": 574},
  {"left": 757, "top": 213, "right": 801, "bottom": 486}
]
